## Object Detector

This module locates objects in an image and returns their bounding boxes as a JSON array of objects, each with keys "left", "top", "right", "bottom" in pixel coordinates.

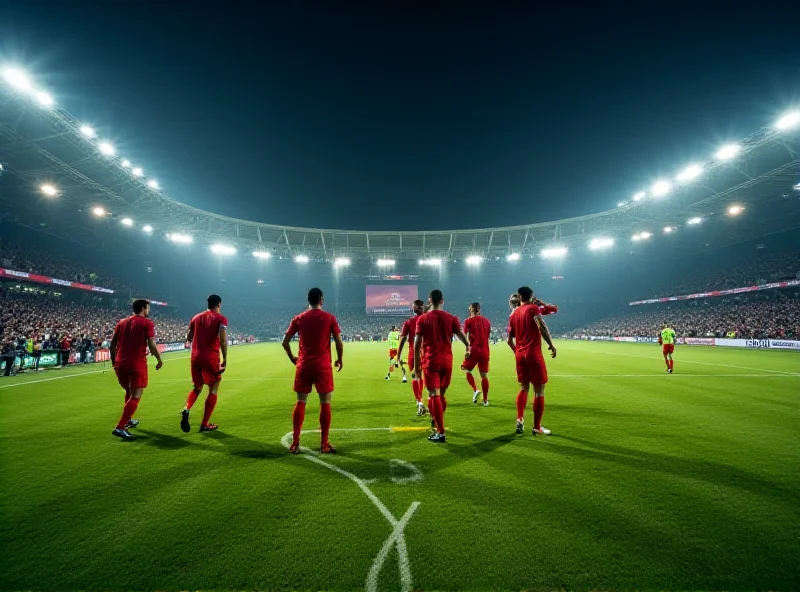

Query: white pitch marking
[
  {"left": 281, "top": 429, "right": 421, "bottom": 591},
  {"left": 582, "top": 349, "right": 800, "bottom": 376},
  {"left": 390, "top": 459, "right": 424, "bottom": 484}
]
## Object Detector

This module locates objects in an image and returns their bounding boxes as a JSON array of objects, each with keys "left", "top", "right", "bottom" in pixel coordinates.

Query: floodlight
[
  {"left": 98, "top": 142, "right": 115, "bottom": 156},
  {"left": 663, "top": 226, "right": 673, "bottom": 233},
  {"left": 617, "top": 201, "right": 626, "bottom": 208},
  {"left": 334, "top": 257, "right": 351, "bottom": 267},
  {"left": 142, "top": 225, "right": 153, "bottom": 233},
  {"left": 427, "top": 258, "right": 442, "bottom": 266},
  {"left": 79, "top": 125, "right": 95, "bottom": 138},
  {"left": 639, "top": 231, "right": 652, "bottom": 239},
  {"left": 121, "top": 217, "right": 134, "bottom": 227},
  {"left": 506, "top": 253, "right": 520, "bottom": 261},
  {"left": 677, "top": 164, "right": 703, "bottom": 181},
  {"left": 132, "top": 167, "right": 144, "bottom": 177},
  {"left": 651, "top": 180, "right": 671, "bottom": 197},
  {"left": 418, "top": 259, "right": 425, "bottom": 265},
  {"left": 632, "top": 234, "right": 641, "bottom": 242},
  {"left": 40, "top": 184, "right": 58, "bottom": 197},
  {"left": 36, "top": 91, "right": 54, "bottom": 107},
  {"left": 295, "top": 255, "right": 310, "bottom": 263},
  {"left": 121, "top": 159, "right": 132, "bottom": 168},
  {"left": 775, "top": 110, "right": 799, "bottom": 131},
  {"left": 632, "top": 191, "right": 646, "bottom": 202},
  {"left": 541, "top": 247, "right": 567, "bottom": 259},
  {"left": 589, "top": 237, "right": 614, "bottom": 250},
  {"left": 147, "top": 179, "right": 159, "bottom": 189},
  {"left": 728, "top": 205, "right": 744, "bottom": 216},
  {"left": 716, "top": 144, "right": 740, "bottom": 160},
  {"left": 252, "top": 251, "right": 272, "bottom": 259},
  {"left": 687, "top": 217, "right": 703, "bottom": 225},
  {"left": 168, "top": 233, "right": 193, "bottom": 244},
  {"left": 794, "top": 183, "right": 800, "bottom": 192},
  {"left": 465, "top": 255, "right": 482, "bottom": 266},
  {"left": 3, "top": 68, "right": 32, "bottom": 91},
  {"left": 92, "top": 206, "right": 106, "bottom": 217},
  {"left": 376, "top": 258, "right": 395, "bottom": 267},
  {"left": 211, "top": 244, "right": 236, "bottom": 255}
]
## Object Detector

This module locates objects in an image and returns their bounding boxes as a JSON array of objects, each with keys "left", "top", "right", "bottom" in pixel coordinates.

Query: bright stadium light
[
  {"left": 3, "top": 68, "right": 32, "bottom": 91},
  {"left": 121, "top": 159, "right": 132, "bottom": 168},
  {"left": 589, "top": 237, "right": 614, "bottom": 250},
  {"left": 295, "top": 254, "right": 310, "bottom": 264},
  {"left": 168, "top": 233, "right": 193, "bottom": 244},
  {"left": 428, "top": 258, "right": 442, "bottom": 266},
  {"left": 794, "top": 182, "right": 800, "bottom": 192},
  {"left": 716, "top": 144, "right": 740, "bottom": 160},
  {"left": 36, "top": 91, "right": 54, "bottom": 107},
  {"left": 466, "top": 255, "right": 482, "bottom": 266},
  {"left": 211, "top": 244, "right": 236, "bottom": 256},
  {"left": 98, "top": 142, "right": 115, "bottom": 156},
  {"left": 688, "top": 217, "right": 703, "bottom": 225},
  {"left": 252, "top": 251, "right": 272, "bottom": 259},
  {"left": 651, "top": 180, "right": 671, "bottom": 197},
  {"left": 92, "top": 206, "right": 106, "bottom": 217},
  {"left": 147, "top": 179, "right": 159, "bottom": 190},
  {"left": 376, "top": 258, "right": 395, "bottom": 267},
  {"left": 79, "top": 125, "right": 96, "bottom": 138},
  {"left": 40, "top": 184, "right": 58, "bottom": 197},
  {"left": 506, "top": 253, "right": 520, "bottom": 262},
  {"left": 132, "top": 167, "right": 144, "bottom": 177},
  {"left": 663, "top": 226, "right": 673, "bottom": 234},
  {"left": 775, "top": 110, "right": 799, "bottom": 131},
  {"left": 677, "top": 164, "right": 703, "bottom": 182},
  {"left": 120, "top": 217, "right": 134, "bottom": 227},
  {"left": 617, "top": 201, "right": 626, "bottom": 208},
  {"left": 541, "top": 247, "right": 567, "bottom": 259},
  {"left": 728, "top": 205, "right": 744, "bottom": 216},
  {"left": 142, "top": 225, "right": 153, "bottom": 233},
  {"left": 334, "top": 257, "right": 351, "bottom": 268},
  {"left": 632, "top": 191, "right": 646, "bottom": 202}
]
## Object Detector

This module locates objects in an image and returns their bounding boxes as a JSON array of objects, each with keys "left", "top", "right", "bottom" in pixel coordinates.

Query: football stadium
[{"left": 1, "top": 8, "right": 799, "bottom": 592}]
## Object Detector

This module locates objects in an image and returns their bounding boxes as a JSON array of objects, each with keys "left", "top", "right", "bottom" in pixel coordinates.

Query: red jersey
[
  {"left": 285, "top": 308, "right": 341, "bottom": 367},
  {"left": 400, "top": 315, "right": 422, "bottom": 350},
  {"left": 508, "top": 303, "right": 544, "bottom": 356},
  {"left": 464, "top": 315, "right": 491, "bottom": 355},
  {"left": 190, "top": 310, "right": 228, "bottom": 362},
  {"left": 415, "top": 309, "right": 461, "bottom": 364},
  {"left": 113, "top": 315, "right": 155, "bottom": 370},
  {"left": 539, "top": 303, "right": 558, "bottom": 316}
]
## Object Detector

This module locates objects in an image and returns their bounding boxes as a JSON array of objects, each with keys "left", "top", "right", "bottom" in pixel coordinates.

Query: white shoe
[
  {"left": 402, "top": 376, "right": 408, "bottom": 383},
  {"left": 472, "top": 391, "right": 479, "bottom": 404},
  {"left": 532, "top": 426, "right": 551, "bottom": 436},
  {"left": 385, "top": 375, "right": 390, "bottom": 380},
  {"left": 483, "top": 400, "right": 489, "bottom": 407}
]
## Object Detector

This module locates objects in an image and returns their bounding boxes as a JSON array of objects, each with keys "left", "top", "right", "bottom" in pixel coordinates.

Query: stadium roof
[{"left": 1, "top": 68, "right": 799, "bottom": 262}]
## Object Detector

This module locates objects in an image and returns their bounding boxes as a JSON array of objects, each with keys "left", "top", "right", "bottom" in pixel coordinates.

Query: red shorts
[
  {"left": 294, "top": 364, "right": 334, "bottom": 394},
  {"left": 389, "top": 348, "right": 398, "bottom": 359},
  {"left": 406, "top": 355, "right": 416, "bottom": 372},
  {"left": 515, "top": 352, "right": 548, "bottom": 387},
  {"left": 115, "top": 366, "right": 148, "bottom": 390},
  {"left": 423, "top": 357, "right": 453, "bottom": 392},
  {"left": 191, "top": 359, "right": 223, "bottom": 388},
  {"left": 461, "top": 352, "right": 490, "bottom": 374},
  {"left": 662, "top": 344, "right": 675, "bottom": 355}
]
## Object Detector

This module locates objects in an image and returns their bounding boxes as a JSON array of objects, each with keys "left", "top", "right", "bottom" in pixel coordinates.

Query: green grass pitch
[{"left": 1, "top": 340, "right": 798, "bottom": 591}]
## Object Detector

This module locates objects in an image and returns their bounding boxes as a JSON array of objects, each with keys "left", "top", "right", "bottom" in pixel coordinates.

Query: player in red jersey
[
  {"left": 462, "top": 302, "right": 492, "bottom": 405},
  {"left": 507, "top": 286, "right": 557, "bottom": 436},
  {"left": 396, "top": 300, "right": 427, "bottom": 416},
  {"left": 414, "top": 289, "right": 470, "bottom": 443},
  {"left": 180, "top": 294, "right": 228, "bottom": 433},
  {"left": 110, "top": 299, "right": 163, "bottom": 440},
  {"left": 282, "top": 287, "right": 344, "bottom": 454}
]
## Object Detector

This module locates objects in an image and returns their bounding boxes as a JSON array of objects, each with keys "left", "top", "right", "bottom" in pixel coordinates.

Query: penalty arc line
[{"left": 280, "top": 430, "right": 421, "bottom": 592}]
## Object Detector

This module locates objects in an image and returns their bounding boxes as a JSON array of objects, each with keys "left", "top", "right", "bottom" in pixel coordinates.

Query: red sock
[
  {"left": 481, "top": 377, "right": 489, "bottom": 403},
  {"left": 430, "top": 396, "right": 445, "bottom": 434},
  {"left": 124, "top": 389, "right": 131, "bottom": 404},
  {"left": 466, "top": 372, "right": 477, "bottom": 392},
  {"left": 533, "top": 396, "right": 545, "bottom": 430},
  {"left": 412, "top": 380, "right": 422, "bottom": 402},
  {"left": 319, "top": 403, "right": 331, "bottom": 446},
  {"left": 440, "top": 394, "right": 447, "bottom": 414},
  {"left": 116, "top": 397, "right": 140, "bottom": 429},
  {"left": 669, "top": 359, "right": 674, "bottom": 371},
  {"left": 201, "top": 394, "right": 218, "bottom": 426},
  {"left": 185, "top": 389, "right": 200, "bottom": 410},
  {"left": 292, "top": 401, "right": 306, "bottom": 444},
  {"left": 427, "top": 397, "right": 435, "bottom": 428},
  {"left": 516, "top": 390, "right": 528, "bottom": 421}
]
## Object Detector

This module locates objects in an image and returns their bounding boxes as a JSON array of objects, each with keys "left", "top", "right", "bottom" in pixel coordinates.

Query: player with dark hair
[
  {"left": 180, "top": 294, "right": 228, "bottom": 433},
  {"left": 463, "top": 302, "right": 491, "bottom": 405},
  {"left": 385, "top": 325, "right": 401, "bottom": 380},
  {"left": 414, "top": 289, "right": 470, "bottom": 443},
  {"left": 508, "top": 286, "right": 557, "bottom": 436},
  {"left": 659, "top": 321, "right": 676, "bottom": 373},
  {"left": 282, "top": 287, "right": 344, "bottom": 454},
  {"left": 110, "top": 299, "right": 163, "bottom": 439},
  {"left": 397, "top": 299, "right": 426, "bottom": 416}
]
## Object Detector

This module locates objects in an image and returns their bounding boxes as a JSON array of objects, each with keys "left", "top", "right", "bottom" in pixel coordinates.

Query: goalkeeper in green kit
[
  {"left": 659, "top": 322, "right": 676, "bottom": 373},
  {"left": 385, "top": 326, "right": 403, "bottom": 381}
]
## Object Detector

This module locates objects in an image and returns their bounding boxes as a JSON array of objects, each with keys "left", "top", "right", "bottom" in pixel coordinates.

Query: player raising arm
[
  {"left": 397, "top": 300, "right": 427, "bottom": 416},
  {"left": 282, "top": 287, "right": 344, "bottom": 454},
  {"left": 110, "top": 299, "right": 163, "bottom": 440},
  {"left": 180, "top": 294, "right": 228, "bottom": 433},
  {"left": 508, "top": 286, "right": 557, "bottom": 436},
  {"left": 463, "top": 302, "right": 491, "bottom": 405},
  {"left": 414, "top": 289, "right": 470, "bottom": 444},
  {"left": 659, "top": 321, "right": 676, "bottom": 373}
]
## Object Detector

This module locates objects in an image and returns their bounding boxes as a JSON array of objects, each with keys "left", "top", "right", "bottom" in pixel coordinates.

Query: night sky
[{"left": 1, "top": 2, "right": 798, "bottom": 231}]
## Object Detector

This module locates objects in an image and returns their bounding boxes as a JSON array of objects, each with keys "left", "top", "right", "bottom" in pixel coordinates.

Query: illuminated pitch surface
[{"left": 1, "top": 342, "right": 798, "bottom": 591}]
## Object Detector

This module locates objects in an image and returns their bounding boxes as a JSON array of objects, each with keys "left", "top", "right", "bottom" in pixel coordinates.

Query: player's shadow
[{"left": 136, "top": 429, "right": 284, "bottom": 460}]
